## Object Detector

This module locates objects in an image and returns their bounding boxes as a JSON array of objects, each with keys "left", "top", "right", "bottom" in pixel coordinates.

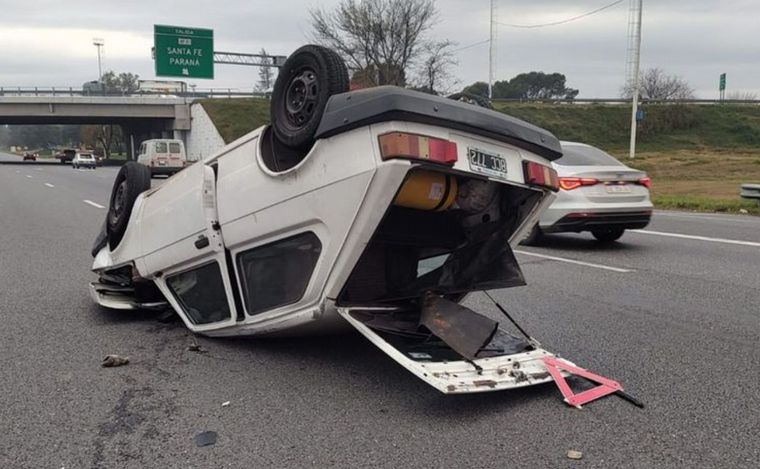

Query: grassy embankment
[{"left": 202, "top": 98, "right": 760, "bottom": 214}]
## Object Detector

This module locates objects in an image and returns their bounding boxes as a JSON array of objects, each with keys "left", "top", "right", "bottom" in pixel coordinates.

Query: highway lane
[{"left": 1, "top": 163, "right": 759, "bottom": 468}]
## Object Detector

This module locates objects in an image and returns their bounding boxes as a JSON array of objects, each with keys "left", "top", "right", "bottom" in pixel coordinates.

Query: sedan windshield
[{"left": 558, "top": 144, "right": 623, "bottom": 166}]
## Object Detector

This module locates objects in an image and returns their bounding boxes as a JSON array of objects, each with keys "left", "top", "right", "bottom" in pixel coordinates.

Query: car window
[
  {"left": 169, "top": 142, "right": 181, "bottom": 154},
  {"left": 558, "top": 145, "right": 623, "bottom": 166},
  {"left": 166, "top": 262, "right": 232, "bottom": 325},
  {"left": 237, "top": 233, "right": 322, "bottom": 315},
  {"left": 155, "top": 142, "right": 168, "bottom": 153}
]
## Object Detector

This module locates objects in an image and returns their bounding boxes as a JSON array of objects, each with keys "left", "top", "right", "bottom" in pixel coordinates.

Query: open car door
[{"left": 142, "top": 164, "right": 240, "bottom": 334}]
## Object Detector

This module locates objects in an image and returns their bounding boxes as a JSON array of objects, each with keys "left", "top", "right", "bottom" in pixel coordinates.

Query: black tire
[
  {"left": 270, "top": 45, "right": 349, "bottom": 150},
  {"left": 591, "top": 228, "right": 625, "bottom": 243},
  {"left": 520, "top": 223, "right": 543, "bottom": 246},
  {"left": 107, "top": 162, "right": 151, "bottom": 249}
]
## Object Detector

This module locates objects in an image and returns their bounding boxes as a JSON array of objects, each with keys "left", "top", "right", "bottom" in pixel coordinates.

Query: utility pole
[
  {"left": 488, "top": 0, "right": 495, "bottom": 99},
  {"left": 628, "top": 0, "right": 643, "bottom": 159},
  {"left": 93, "top": 38, "right": 104, "bottom": 80}
]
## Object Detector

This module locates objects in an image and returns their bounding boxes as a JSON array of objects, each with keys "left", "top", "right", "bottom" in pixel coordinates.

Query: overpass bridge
[{"left": 0, "top": 95, "right": 192, "bottom": 158}]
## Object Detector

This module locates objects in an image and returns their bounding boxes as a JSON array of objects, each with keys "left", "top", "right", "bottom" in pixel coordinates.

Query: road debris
[
  {"left": 187, "top": 343, "right": 208, "bottom": 353},
  {"left": 221, "top": 401, "right": 230, "bottom": 407},
  {"left": 194, "top": 431, "right": 218, "bottom": 447},
  {"left": 101, "top": 355, "right": 129, "bottom": 367},
  {"left": 566, "top": 450, "right": 583, "bottom": 460}
]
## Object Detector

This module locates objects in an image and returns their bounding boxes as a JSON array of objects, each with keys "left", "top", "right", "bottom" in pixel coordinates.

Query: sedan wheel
[{"left": 591, "top": 228, "right": 625, "bottom": 243}]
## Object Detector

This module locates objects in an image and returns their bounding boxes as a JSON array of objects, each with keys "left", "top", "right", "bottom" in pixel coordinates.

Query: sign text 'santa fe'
[{"left": 154, "top": 25, "right": 214, "bottom": 79}]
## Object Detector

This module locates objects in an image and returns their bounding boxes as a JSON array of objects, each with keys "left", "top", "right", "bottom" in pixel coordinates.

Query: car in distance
[
  {"left": 22, "top": 152, "right": 36, "bottom": 161},
  {"left": 136, "top": 139, "right": 187, "bottom": 177},
  {"left": 72, "top": 152, "right": 97, "bottom": 169},
  {"left": 90, "top": 45, "right": 572, "bottom": 395},
  {"left": 57, "top": 149, "right": 76, "bottom": 164},
  {"left": 524, "top": 141, "right": 653, "bottom": 244}
]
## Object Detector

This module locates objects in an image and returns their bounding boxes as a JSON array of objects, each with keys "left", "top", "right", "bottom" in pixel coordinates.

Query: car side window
[
  {"left": 166, "top": 262, "right": 232, "bottom": 325},
  {"left": 236, "top": 233, "right": 322, "bottom": 315}
]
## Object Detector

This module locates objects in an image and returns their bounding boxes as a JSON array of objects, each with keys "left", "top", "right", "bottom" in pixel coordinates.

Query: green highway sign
[
  {"left": 154, "top": 25, "right": 214, "bottom": 79},
  {"left": 719, "top": 73, "right": 726, "bottom": 91}
]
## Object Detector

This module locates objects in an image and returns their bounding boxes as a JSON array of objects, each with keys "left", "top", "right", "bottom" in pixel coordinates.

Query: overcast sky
[{"left": 0, "top": 0, "right": 756, "bottom": 98}]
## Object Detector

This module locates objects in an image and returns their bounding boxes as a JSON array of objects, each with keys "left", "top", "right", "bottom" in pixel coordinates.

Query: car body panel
[{"left": 91, "top": 86, "right": 568, "bottom": 394}]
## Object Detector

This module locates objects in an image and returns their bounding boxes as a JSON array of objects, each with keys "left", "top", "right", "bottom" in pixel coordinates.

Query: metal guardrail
[
  {"left": 2, "top": 87, "right": 759, "bottom": 104},
  {"left": 0, "top": 87, "right": 271, "bottom": 99},
  {"left": 740, "top": 184, "right": 760, "bottom": 206}
]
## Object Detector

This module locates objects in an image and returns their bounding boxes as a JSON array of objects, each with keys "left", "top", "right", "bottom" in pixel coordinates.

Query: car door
[{"left": 140, "top": 163, "right": 239, "bottom": 334}]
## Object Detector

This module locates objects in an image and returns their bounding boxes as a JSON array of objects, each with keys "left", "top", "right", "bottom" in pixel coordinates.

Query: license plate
[
  {"left": 158, "top": 161, "right": 167, "bottom": 166},
  {"left": 468, "top": 148, "right": 508, "bottom": 179},
  {"left": 605, "top": 184, "right": 631, "bottom": 193}
]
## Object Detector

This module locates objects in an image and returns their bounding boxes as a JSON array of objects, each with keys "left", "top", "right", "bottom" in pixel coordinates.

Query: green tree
[
  {"left": 100, "top": 71, "right": 140, "bottom": 94},
  {"left": 484, "top": 72, "right": 578, "bottom": 100},
  {"left": 462, "top": 81, "right": 489, "bottom": 98}
]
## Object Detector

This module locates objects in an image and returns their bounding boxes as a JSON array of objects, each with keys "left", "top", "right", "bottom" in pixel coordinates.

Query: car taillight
[
  {"left": 637, "top": 176, "right": 652, "bottom": 189},
  {"left": 523, "top": 161, "right": 559, "bottom": 191},
  {"left": 558, "top": 177, "right": 599, "bottom": 191},
  {"left": 378, "top": 132, "right": 457, "bottom": 165}
]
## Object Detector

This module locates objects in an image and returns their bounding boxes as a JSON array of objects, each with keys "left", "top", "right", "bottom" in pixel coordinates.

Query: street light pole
[
  {"left": 488, "top": 0, "right": 495, "bottom": 100},
  {"left": 628, "top": 0, "right": 643, "bottom": 159},
  {"left": 93, "top": 38, "right": 104, "bottom": 80}
]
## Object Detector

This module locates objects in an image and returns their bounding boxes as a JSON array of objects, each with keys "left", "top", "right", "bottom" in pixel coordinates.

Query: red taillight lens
[
  {"left": 637, "top": 176, "right": 652, "bottom": 189},
  {"left": 523, "top": 161, "right": 559, "bottom": 191},
  {"left": 558, "top": 177, "right": 599, "bottom": 191},
  {"left": 378, "top": 132, "right": 457, "bottom": 165}
]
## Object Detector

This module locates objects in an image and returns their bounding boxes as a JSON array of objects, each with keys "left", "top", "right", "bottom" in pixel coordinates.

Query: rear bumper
[
  {"left": 543, "top": 210, "right": 652, "bottom": 233},
  {"left": 149, "top": 166, "right": 182, "bottom": 176}
]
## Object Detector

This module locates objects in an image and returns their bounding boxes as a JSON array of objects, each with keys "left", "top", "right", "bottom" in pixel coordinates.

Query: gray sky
[{"left": 0, "top": 0, "right": 756, "bottom": 98}]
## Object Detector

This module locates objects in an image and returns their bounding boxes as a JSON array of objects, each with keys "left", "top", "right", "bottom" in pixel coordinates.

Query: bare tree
[
  {"left": 257, "top": 48, "right": 275, "bottom": 92},
  {"left": 414, "top": 40, "right": 458, "bottom": 95},
  {"left": 310, "top": 0, "right": 437, "bottom": 87},
  {"left": 622, "top": 68, "right": 695, "bottom": 100}
]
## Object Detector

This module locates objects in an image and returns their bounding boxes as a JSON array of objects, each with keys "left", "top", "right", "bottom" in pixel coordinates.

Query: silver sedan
[{"left": 525, "top": 141, "right": 653, "bottom": 243}]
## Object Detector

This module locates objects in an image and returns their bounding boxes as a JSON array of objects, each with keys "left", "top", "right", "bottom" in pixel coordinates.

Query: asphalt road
[{"left": 1, "top": 159, "right": 758, "bottom": 469}]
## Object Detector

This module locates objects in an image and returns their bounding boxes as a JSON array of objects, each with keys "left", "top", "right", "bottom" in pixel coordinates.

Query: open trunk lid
[{"left": 337, "top": 301, "right": 562, "bottom": 394}]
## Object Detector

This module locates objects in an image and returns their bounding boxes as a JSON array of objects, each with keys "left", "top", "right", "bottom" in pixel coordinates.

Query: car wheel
[
  {"left": 591, "top": 228, "right": 625, "bottom": 243},
  {"left": 270, "top": 45, "right": 349, "bottom": 151},
  {"left": 520, "top": 223, "right": 543, "bottom": 246},
  {"left": 107, "top": 162, "right": 151, "bottom": 249}
]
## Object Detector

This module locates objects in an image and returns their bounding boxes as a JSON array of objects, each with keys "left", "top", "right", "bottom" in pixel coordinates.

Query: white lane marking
[
  {"left": 514, "top": 250, "right": 634, "bottom": 273},
  {"left": 83, "top": 200, "right": 105, "bottom": 209},
  {"left": 631, "top": 229, "right": 760, "bottom": 248},
  {"left": 654, "top": 211, "right": 760, "bottom": 225},
  {"left": 44, "top": 183, "right": 55, "bottom": 188},
  {"left": 25, "top": 175, "right": 32, "bottom": 178}
]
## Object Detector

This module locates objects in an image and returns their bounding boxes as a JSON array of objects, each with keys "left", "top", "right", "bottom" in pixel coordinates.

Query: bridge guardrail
[{"left": 0, "top": 87, "right": 271, "bottom": 99}]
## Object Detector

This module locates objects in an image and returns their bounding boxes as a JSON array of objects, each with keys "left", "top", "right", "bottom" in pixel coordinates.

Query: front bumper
[{"left": 543, "top": 210, "right": 652, "bottom": 233}]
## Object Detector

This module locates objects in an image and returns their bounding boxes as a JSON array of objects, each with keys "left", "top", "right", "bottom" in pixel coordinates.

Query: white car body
[
  {"left": 90, "top": 87, "right": 574, "bottom": 394},
  {"left": 136, "top": 139, "right": 186, "bottom": 177}
]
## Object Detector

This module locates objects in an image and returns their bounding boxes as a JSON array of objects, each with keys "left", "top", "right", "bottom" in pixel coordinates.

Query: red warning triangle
[{"left": 542, "top": 356, "right": 623, "bottom": 408}]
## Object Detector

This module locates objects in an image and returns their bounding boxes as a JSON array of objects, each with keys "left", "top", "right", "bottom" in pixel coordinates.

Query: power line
[
  {"left": 451, "top": 39, "right": 490, "bottom": 53},
  {"left": 496, "top": 0, "right": 624, "bottom": 29}
]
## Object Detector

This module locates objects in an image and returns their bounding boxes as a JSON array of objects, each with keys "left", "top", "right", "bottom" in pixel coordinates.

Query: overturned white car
[{"left": 90, "top": 45, "right": 571, "bottom": 395}]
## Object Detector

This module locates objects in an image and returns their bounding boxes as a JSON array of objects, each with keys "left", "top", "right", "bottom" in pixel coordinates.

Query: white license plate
[
  {"left": 605, "top": 184, "right": 631, "bottom": 193},
  {"left": 158, "top": 161, "right": 167, "bottom": 166},
  {"left": 468, "top": 148, "right": 508, "bottom": 179}
]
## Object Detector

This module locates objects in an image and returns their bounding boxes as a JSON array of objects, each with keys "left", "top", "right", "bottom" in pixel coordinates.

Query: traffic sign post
[
  {"left": 154, "top": 25, "right": 214, "bottom": 79},
  {"left": 719, "top": 73, "right": 726, "bottom": 101}
]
